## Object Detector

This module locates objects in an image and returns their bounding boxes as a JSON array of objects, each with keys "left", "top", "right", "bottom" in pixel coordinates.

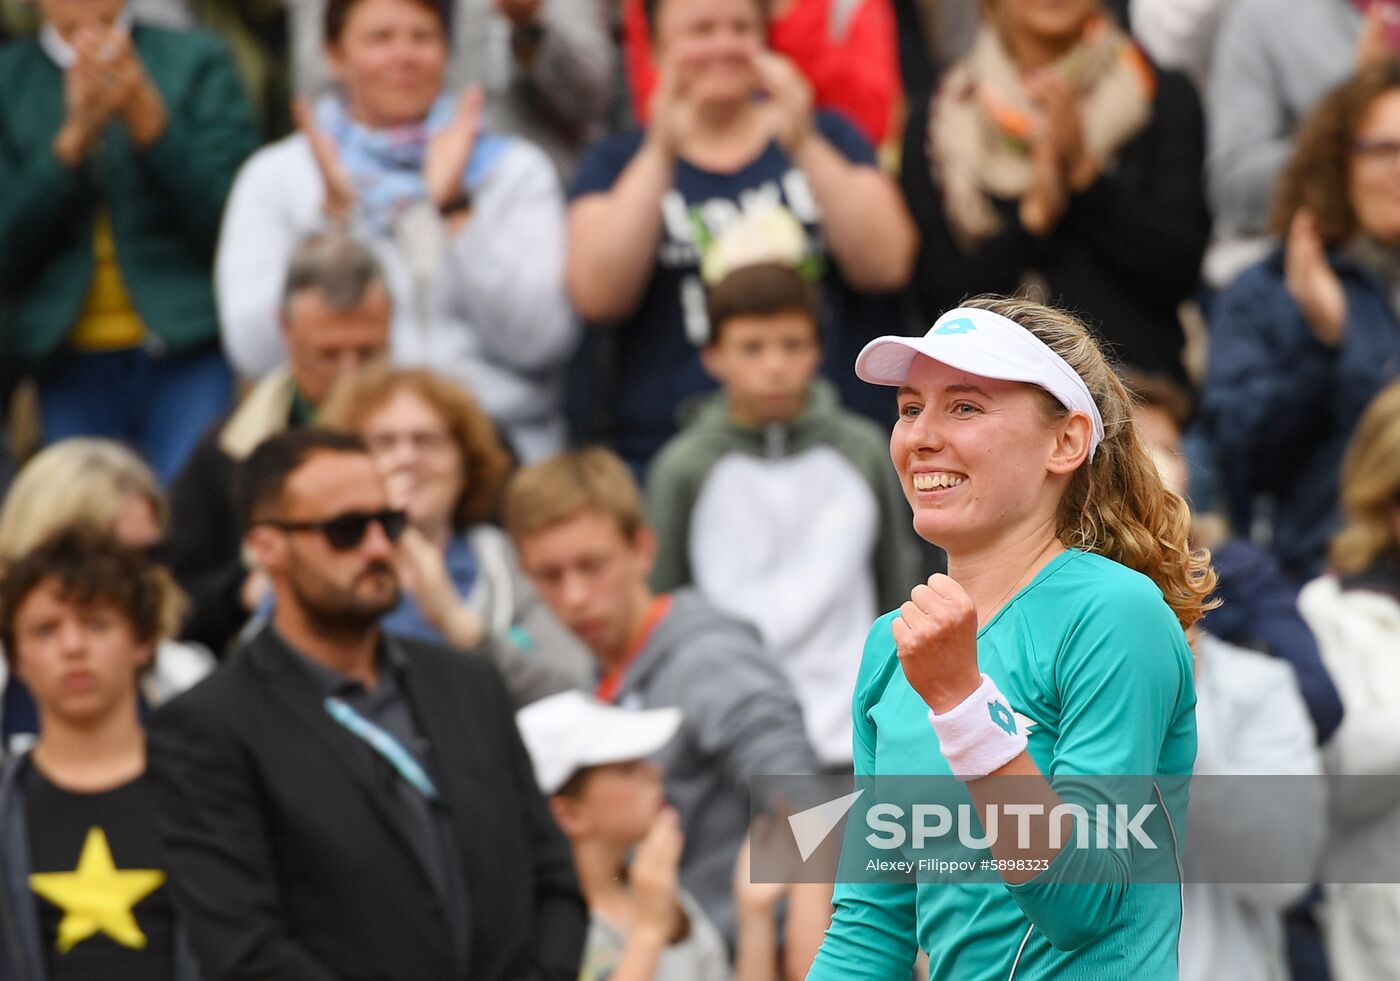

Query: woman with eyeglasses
[
  {"left": 1297, "top": 380, "right": 1400, "bottom": 981},
  {"left": 0, "top": 439, "right": 215, "bottom": 755},
  {"left": 316, "top": 365, "right": 592, "bottom": 702},
  {"left": 1203, "top": 62, "right": 1400, "bottom": 583}
]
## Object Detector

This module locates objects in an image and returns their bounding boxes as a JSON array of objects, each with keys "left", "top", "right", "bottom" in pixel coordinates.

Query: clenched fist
[{"left": 892, "top": 574, "right": 983, "bottom": 714}]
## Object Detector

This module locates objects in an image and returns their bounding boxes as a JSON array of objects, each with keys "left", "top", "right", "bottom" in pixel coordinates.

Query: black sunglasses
[{"left": 263, "top": 509, "right": 409, "bottom": 552}]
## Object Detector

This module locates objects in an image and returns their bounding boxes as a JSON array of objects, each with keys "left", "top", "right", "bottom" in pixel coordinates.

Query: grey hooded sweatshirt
[{"left": 610, "top": 589, "right": 818, "bottom": 948}]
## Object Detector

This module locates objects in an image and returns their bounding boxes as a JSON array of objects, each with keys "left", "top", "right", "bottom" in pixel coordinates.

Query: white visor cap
[
  {"left": 515, "top": 690, "right": 683, "bottom": 795},
  {"left": 855, "top": 307, "right": 1105, "bottom": 460}
]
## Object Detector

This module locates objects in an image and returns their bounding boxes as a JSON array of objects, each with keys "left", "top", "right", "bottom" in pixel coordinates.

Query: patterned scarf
[
  {"left": 928, "top": 14, "right": 1155, "bottom": 248},
  {"left": 315, "top": 92, "right": 510, "bottom": 235}
]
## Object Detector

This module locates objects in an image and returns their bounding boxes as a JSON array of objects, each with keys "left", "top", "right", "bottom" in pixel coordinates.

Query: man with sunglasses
[{"left": 145, "top": 429, "right": 587, "bottom": 981}]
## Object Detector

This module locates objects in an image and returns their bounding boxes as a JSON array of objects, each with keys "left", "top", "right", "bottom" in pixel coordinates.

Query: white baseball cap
[
  {"left": 855, "top": 306, "right": 1105, "bottom": 459},
  {"left": 515, "top": 691, "right": 683, "bottom": 795}
]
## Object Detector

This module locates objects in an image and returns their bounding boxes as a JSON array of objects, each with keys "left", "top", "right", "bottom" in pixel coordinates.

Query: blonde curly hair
[{"left": 960, "top": 296, "right": 1217, "bottom": 631}]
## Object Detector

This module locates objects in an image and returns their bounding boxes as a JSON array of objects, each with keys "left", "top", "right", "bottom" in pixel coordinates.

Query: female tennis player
[{"left": 806, "top": 296, "right": 1214, "bottom": 979}]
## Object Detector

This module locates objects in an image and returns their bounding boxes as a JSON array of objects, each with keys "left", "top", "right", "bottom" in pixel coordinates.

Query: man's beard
[{"left": 288, "top": 558, "right": 401, "bottom": 641}]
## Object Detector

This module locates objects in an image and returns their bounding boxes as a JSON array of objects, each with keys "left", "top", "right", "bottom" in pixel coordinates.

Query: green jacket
[
  {"left": 646, "top": 378, "right": 921, "bottom": 614},
  {"left": 0, "top": 24, "right": 258, "bottom": 367}
]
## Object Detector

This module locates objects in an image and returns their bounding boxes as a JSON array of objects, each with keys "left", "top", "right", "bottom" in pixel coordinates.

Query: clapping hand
[
  {"left": 56, "top": 24, "right": 165, "bottom": 163},
  {"left": 1016, "top": 73, "right": 1096, "bottom": 235},
  {"left": 424, "top": 86, "right": 485, "bottom": 213},
  {"left": 1025, "top": 72, "right": 1098, "bottom": 191},
  {"left": 55, "top": 37, "right": 116, "bottom": 164},
  {"left": 645, "top": 45, "right": 704, "bottom": 158},
  {"left": 294, "top": 97, "right": 358, "bottom": 221},
  {"left": 751, "top": 49, "right": 815, "bottom": 156},
  {"left": 1018, "top": 119, "right": 1067, "bottom": 237},
  {"left": 1285, "top": 208, "right": 1347, "bottom": 347}
]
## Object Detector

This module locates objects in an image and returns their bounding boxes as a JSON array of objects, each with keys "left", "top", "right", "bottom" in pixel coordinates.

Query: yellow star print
[{"left": 28, "top": 826, "right": 166, "bottom": 953}]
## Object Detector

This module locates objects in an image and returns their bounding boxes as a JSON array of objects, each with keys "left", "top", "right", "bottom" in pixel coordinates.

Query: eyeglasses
[
  {"left": 1353, "top": 138, "right": 1400, "bottom": 166},
  {"left": 364, "top": 430, "right": 454, "bottom": 455},
  {"left": 262, "top": 509, "right": 408, "bottom": 551}
]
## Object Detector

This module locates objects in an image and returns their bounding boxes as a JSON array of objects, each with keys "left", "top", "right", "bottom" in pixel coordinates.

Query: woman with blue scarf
[{"left": 215, "top": 0, "right": 577, "bottom": 461}]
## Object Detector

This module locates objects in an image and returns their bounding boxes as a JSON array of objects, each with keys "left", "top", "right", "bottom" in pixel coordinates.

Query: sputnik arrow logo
[{"left": 787, "top": 790, "right": 865, "bottom": 862}]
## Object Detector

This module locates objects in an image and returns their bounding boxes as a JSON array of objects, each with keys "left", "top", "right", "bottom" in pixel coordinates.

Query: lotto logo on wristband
[
  {"left": 988, "top": 701, "right": 1017, "bottom": 736},
  {"left": 928, "top": 675, "right": 1028, "bottom": 780}
]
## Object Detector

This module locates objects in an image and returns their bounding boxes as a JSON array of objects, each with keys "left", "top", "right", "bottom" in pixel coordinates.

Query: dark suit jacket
[{"left": 146, "top": 626, "right": 586, "bottom": 981}]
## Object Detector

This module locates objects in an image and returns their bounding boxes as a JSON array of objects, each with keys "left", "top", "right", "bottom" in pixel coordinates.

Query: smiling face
[
  {"left": 653, "top": 0, "right": 765, "bottom": 108},
  {"left": 891, "top": 356, "right": 1087, "bottom": 555},
  {"left": 326, "top": 0, "right": 447, "bottom": 127},
  {"left": 12, "top": 581, "right": 151, "bottom": 727},
  {"left": 1350, "top": 89, "right": 1400, "bottom": 246}
]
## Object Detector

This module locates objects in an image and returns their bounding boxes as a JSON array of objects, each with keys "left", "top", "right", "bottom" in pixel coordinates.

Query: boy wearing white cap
[{"left": 516, "top": 692, "right": 734, "bottom": 981}]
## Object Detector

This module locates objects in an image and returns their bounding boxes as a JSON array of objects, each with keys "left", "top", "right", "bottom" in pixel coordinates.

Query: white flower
[{"left": 700, "top": 202, "right": 809, "bottom": 285}]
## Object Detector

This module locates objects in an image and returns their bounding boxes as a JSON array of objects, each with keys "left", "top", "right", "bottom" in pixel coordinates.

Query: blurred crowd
[{"left": 1, "top": 0, "right": 1400, "bottom": 979}]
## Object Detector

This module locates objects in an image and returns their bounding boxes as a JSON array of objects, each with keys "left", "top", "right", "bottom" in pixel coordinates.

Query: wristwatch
[{"left": 438, "top": 189, "right": 472, "bottom": 218}]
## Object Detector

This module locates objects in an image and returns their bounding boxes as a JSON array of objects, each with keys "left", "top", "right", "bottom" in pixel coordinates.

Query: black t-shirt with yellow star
[{"left": 23, "top": 765, "right": 176, "bottom": 981}]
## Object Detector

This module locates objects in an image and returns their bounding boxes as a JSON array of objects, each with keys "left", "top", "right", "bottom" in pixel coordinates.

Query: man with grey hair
[{"left": 167, "top": 230, "right": 392, "bottom": 654}]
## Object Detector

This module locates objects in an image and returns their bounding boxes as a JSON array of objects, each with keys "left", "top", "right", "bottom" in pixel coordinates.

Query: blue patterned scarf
[{"left": 315, "top": 92, "right": 510, "bottom": 235}]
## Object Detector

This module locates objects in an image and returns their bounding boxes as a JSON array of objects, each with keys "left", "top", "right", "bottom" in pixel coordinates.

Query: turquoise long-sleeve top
[{"left": 807, "top": 548, "right": 1197, "bottom": 980}]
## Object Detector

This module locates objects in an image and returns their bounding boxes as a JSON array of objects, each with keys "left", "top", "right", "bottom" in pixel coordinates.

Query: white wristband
[{"left": 927, "top": 674, "right": 1028, "bottom": 781}]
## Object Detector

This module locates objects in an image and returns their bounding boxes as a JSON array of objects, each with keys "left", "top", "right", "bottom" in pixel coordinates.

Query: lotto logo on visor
[
  {"left": 853, "top": 307, "right": 1105, "bottom": 460},
  {"left": 933, "top": 317, "right": 977, "bottom": 336}
]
